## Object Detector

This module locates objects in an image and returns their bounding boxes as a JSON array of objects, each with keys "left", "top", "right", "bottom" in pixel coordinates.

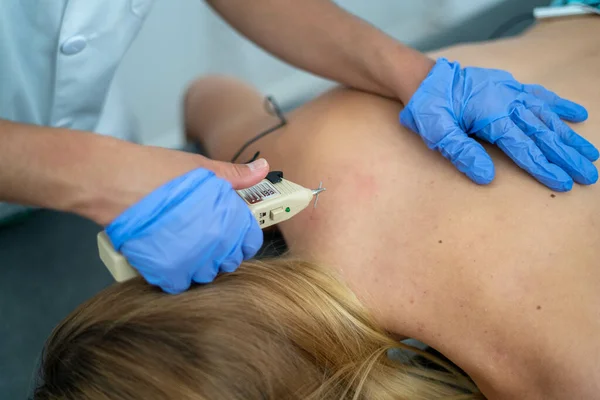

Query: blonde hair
[{"left": 34, "top": 258, "right": 483, "bottom": 399}]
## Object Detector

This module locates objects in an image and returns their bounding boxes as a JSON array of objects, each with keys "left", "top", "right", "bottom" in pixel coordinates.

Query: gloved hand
[
  {"left": 105, "top": 166, "right": 265, "bottom": 294},
  {"left": 550, "top": 0, "right": 600, "bottom": 8},
  {"left": 400, "top": 58, "right": 599, "bottom": 191}
]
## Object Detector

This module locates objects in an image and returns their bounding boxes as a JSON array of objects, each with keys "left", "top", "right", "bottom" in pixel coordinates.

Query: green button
[{"left": 285, "top": 207, "right": 291, "bottom": 212}]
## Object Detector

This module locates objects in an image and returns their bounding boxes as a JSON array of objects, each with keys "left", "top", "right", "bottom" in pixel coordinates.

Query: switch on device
[{"left": 270, "top": 207, "right": 285, "bottom": 220}]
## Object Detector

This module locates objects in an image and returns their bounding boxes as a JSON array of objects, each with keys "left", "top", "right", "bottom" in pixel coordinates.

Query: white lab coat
[{"left": 0, "top": 0, "right": 156, "bottom": 221}]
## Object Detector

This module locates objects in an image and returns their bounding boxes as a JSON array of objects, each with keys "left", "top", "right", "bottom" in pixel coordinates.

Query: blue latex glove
[
  {"left": 105, "top": 168, "right": 263, "bottom": 294},
  {"left": 400, "top": 58, "right": 599, "bottom": 191}
]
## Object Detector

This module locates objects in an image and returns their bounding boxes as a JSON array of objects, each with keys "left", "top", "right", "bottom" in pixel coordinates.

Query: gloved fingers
[
  {"left": 160, "top": 273, "right": 193, "bottom": 294},
  {"left": 216, "top": 227, "right": 246, "bottom": 275},
  {"left": 512, "top": 106, "right": 598, "bottom": 185},
  {"left": 117, "top": 238, "right": 192, "bottom": 294},
  {"left": 220, "top": 211, "right": 263, "bottom": 273},
  {"left": 523, "top": 84, "right": 588, "bottom": 122},
  {"left": 490, "top": 117, "right": 574, "bottom": 191},
  {"left": 190, "top": 234, "right": 239, "bottom": 283},
  {"left": 196, "top": 230, "right": 253, "bottom": 278},
  {"left": 191, "top": 192, "right": 260, "bottom": 279},
  {"left": 192, "top": 264, "right": 219, "bottom": 285},
  {"left": 399, "top": 108, "right": 418, "bottom": 133},
  {"left": 533, "top": 131, "right": 598, "bottom": 185},
  {"left": 219, "top": 258, "right": 242, "bottom": 274},
  {"left": 435, "top": 127, "right": 496, "bottom": 185},
  {"left": 241, "top": 212, "right": 263, "bottom": 260},
  {"left": 219, "top": 247, "right": 245, "bottom": 274},
  {"left": 532, "top": 105, "right": 600, "bottom": 162}
]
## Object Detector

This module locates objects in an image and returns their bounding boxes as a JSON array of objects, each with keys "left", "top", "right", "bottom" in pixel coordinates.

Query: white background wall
[{"left": 113, "top": 0, "right": 525, "bottom": 148}]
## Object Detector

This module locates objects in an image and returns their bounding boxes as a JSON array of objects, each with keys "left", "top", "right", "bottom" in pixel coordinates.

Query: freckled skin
[{"left": 190, "top": 17, "right": 600, "bottom": 400}]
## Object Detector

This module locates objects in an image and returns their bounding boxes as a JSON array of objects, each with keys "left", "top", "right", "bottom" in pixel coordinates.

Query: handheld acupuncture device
[{"left": 97, "top": 171, "right": 325, "bottom": 282}]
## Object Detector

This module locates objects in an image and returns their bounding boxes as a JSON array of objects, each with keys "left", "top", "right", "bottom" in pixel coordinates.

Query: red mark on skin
[
  {"left": 409, "top": 297, "right": 415, "bottom": 305},
  {"left": 345, "top": 170, "right": 378, "bottom": 203},
  {"left": 308, "top": 209, "right": 322, "bottom": 223}
]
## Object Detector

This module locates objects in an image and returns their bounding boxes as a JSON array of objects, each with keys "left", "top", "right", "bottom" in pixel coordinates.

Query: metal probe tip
[{"left": 312, "top": 181, "right": 326, "bottom": 208}]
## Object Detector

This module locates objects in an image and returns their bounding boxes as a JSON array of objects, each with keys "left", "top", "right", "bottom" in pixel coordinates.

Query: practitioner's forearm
[
  {"left": 0, "top": 119, "right": 202, "bottom": 225},
  {"left": 205, "top": 0, "right": 434, "bottom": 103}
]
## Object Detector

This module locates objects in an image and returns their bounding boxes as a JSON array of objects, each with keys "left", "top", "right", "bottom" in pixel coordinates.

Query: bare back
[{"left": 193, "top": 17, "right": 600, "bottom": 399}]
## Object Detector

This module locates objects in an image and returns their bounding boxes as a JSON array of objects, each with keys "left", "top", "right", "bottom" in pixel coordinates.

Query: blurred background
[
  {"left": 1, "top": 0, "right": 548, "bottom": 398},
  {"left": 116, "top": 0, "right": 548, "bottom": 148}
]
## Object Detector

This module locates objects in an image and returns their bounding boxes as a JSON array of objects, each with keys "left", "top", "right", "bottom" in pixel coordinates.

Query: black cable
[
  {"left": 488, "top": 12, "right": 535, "bottom": 40},
  {"left": 230, "top": 95, "right": 287, "bottom": 163}
]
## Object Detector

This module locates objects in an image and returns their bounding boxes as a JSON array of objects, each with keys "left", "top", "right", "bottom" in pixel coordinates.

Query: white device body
[
  {"left": 236, "top": 177, "right": 316, "bottom": 229},
  {"left": 97, "top": 177, "right": 319, "bottom": 282}
]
